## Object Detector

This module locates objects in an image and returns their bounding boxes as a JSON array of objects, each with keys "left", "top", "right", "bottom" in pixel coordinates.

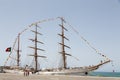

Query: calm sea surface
[{"left": 89, "top": 72, "right": 120, "bottom": 77}]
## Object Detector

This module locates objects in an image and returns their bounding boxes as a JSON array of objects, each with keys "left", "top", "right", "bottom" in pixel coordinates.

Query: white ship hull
[
  {"left": 38, "top": 66, "right": 99, "bottom": 75},
  {"left": 3, "top": 60, "right": 110, "bottom": 76},
  {"left": 3, "top": 66, "right": 97, "bottom": 75},
  {"left": 38, "top": 60, "right": 110, "bottom": 75},
  {"left": 4, "top": 69, "right": 24, "bottom": 74}
]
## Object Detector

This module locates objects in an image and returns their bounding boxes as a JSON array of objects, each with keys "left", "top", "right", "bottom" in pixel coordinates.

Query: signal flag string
[
  {"left": 64, "top": 19, "right": 110, "bottom": 61},
  {"left": 19, "top": 17, "right": 60, "bottom": 35},
  {"left": 4, "top": 17, "right": 61, "bottom": 66}
]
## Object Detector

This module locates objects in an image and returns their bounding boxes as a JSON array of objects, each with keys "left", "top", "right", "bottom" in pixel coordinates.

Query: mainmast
[
  {"left": 59, "top": 18, "right": 71, "bottom": 69},
  {"left": 29, "top": 24, "right": 46, "bottom": 72}
]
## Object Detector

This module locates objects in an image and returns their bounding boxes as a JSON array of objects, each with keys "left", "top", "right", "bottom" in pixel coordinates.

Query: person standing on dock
[{"left": 24, "top": 65, "right": 30, "bottom": 76}]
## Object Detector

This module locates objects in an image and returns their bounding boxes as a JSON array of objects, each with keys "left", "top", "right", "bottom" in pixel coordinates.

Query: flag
[{"left": 5, "top": 47, "right": 11, "bottom": 52}]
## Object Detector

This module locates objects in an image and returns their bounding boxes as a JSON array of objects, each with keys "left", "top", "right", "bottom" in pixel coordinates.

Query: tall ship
[{"left": 3, "top": 17, "right": 111, "bottom": 75}]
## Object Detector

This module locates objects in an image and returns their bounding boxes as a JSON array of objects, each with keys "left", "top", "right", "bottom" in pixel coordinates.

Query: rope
[
  {"left": 4, "top": 37, "right": 18, "bottom": 66},
  {"left": 71, "top": 56, "right": 79, "bottom": 61}
]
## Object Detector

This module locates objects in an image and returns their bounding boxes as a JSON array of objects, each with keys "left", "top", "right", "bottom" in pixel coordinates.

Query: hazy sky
[{"left": 0, "top": 0, "right": 120, "bottom": 72}]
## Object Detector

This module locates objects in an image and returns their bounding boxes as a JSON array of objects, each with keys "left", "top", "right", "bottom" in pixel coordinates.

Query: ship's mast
[
  {"left": 29, "top": 24, "right": 46, "bottom": 72},
  {"left": 35, "top": 25, "right": 38, "bottom": 71},
  {"left": 59, "top": 18, "right": 70, "bottom": 69},
  {"left": 17, "top": 33, "right": 20, "bottom": 67}
]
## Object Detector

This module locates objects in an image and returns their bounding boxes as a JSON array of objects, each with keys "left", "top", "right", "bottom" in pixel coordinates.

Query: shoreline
[{"left": 0, "top": 73, "right": 120, "bottom": 80}]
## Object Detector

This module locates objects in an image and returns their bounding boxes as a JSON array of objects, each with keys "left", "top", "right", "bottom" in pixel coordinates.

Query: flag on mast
[{"left": 5, "top": 47, "right": 11, "bottom": 52}]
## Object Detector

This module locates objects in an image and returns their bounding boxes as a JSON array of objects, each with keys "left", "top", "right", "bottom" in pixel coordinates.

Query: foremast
[
  {"left": 59, "top": 18, "right": 71, "bottom": 69},
  {"left": 17, "top": 33, "right": 20, "bottom": 67},
  {"left": 29, "top": 24, "right": 46, "bottom": 72}
]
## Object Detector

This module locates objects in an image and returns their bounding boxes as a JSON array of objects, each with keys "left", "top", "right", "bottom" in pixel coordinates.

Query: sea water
[{"left": 89, "top": 72, "right": 120, "bottom": 77}]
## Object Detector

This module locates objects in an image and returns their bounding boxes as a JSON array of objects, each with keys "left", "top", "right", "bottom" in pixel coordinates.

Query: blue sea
[{"left": 89, "top": 72, "right": 120, "bottom": 77}]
